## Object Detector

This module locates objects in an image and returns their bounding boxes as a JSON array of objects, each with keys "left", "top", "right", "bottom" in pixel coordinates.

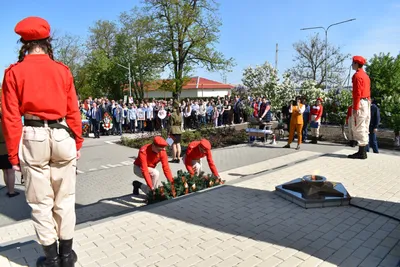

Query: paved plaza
[{"left": 0, "top": 136, "right": 399, "bottom": 266}]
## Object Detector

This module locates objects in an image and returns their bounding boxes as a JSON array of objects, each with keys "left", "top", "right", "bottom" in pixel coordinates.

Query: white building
[{"left": 141, "top": 77, "right": 234, "bottom": 99}]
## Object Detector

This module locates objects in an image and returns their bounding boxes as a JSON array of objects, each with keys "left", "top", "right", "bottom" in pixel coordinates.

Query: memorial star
[{"left": 282, "top": 180, "right": 344, "bottom": 200}]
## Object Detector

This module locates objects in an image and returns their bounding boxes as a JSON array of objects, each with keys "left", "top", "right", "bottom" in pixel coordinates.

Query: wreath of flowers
[
  {"left": 102, "top": 112, "right": 113, "bottom": 131},
  {"left": 82, "top": 123, "right": 90, "bottom": 136}
]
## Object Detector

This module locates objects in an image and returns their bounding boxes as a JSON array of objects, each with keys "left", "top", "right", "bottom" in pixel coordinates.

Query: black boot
[
  {"left": 59, "top": 239, "right": 77, "bottom": 267},
  {"left": 312, "top": 136, "right": 318, "bottom": 144},
  {"left": 348, "top": 146, "right": 362, "bottom": 159},
  {"left": 36, "top": 242, "right": 60, "bottom": 267},
  {"left": 360, "top": 146, "right": 367, "bottom": 159},
  {"left": 132, "top": 181, "right": 142, "bottom": 195}
]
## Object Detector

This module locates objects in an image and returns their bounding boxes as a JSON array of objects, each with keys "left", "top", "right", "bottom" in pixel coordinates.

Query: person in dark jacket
[
  {"left": 366, "top": 100, "right": 380, "bottom": 153},
  {"left": 301, "top": 97, "right": 310, "bottom": 142}
]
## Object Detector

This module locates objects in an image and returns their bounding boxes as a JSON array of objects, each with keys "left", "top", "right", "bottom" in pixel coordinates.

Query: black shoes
[
  {"left": 169, "top": 158, "right": 180, "bottom": 163},
  {"left": 132, "top": 181, "right": 142, "bottom": 195},
  {"left": 283, "top": 144, "right": 290, "bottom": 148},
  {"left": 59, "top": 239, "right": 78, "bottom": 267},
  {"left": 36, "top": 242, "right": 60, "bottom": 267},
  {"left": 348, "top": 146, "right": 367, "bottom": 159},
  {"left": 348, "top": 140, "right": 358, "bottom": 147}
]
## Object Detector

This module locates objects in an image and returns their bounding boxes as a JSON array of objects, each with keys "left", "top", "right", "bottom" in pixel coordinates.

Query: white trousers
[
  {"left": 133, "top": 165, "right": 160, "bottom": 194},
  {"left": 351, "top": 99, "right": 371, "bottom": 146}
]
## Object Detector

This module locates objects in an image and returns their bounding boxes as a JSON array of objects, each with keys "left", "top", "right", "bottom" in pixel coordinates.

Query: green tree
[
  {"left": 144, "top": 0, "right": 234, "bottom": 99},
  {"left": 83, "top": 20, "right": 125, "bottom": 100},
  {"left": 118, "top": 8, "right": 166, "bottom": 100},
  {"left": 290, "top": 34, "right": 349, "bottom": 88},
  {"left": 380, "top": 94, "right": 400, "bottom": 137},
  {"left": 52, "top": 33, "right": 86, "bottom": 91},
  {"left": 366, "top": 52, "right": 400, "bottom": 102},
  {"left": 324, "top": 89, "right": 352, "bottom": 124}
]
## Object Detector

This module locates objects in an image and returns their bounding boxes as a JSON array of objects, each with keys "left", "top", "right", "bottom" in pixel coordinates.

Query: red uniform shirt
[
  {"left": 185, "top": 140, "right": 219, "bottom": 177},
  {"left": 1, "top": 54, "right": 83, "bottom": 165},
  {"left": 134, "top": 144, "right": 173, "bottom": 188},
  {"left": 310, "top": 104, "right": 323, "bottom": 121},
  {"left": 252, "top": 102, "right": 258, "bottom": 117},
  {"left": 352, "top": 68, "right": 371, "bottom": 110}
]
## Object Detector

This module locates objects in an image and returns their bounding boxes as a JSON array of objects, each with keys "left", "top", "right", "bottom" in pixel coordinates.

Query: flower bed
[
  {"left": 147, "top": 171, "right": 224, "bottom": 204},
  {"left": 120, "top": 126, "right": 248, "bottom": 150}
]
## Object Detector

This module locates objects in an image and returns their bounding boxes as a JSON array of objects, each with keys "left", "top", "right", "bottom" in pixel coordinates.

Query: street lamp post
[
  {"left": 117, "top": 62, "right": 132, "bottom": 97},
  {"left": 300, "top": 18, "right": 356, "bottom": 90}
]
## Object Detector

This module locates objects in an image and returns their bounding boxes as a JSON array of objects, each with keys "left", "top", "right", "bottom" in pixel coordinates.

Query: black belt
[{"left": 24, "top": 119, "right": 74, "bottom": 138}]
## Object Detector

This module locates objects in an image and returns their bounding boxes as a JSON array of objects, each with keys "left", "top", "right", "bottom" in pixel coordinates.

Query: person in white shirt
[{"left": 198, "top": 100, "right": 206, "bottom": 126}]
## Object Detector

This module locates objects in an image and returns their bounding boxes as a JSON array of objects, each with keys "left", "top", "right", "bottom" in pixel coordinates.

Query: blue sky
[{"left": 1, "top": 0, "right": 399, "bottom": 85}]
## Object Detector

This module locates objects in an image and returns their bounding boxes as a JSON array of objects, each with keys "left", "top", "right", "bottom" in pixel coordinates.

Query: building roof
[
  {"left": 124, "top": 76, "right": 234, "bottom": 92},
  {"left": 182, "top": 77, "right": 234, "bottom": 90}
]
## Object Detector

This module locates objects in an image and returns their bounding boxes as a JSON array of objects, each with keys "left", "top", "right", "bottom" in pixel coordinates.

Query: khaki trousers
[
  {"left": 133, "top": 165, "right": 159, "bottom": 193},
  {"left": 352, "top": 99, "right": 371, "bottom": 146},
  {"left": 348, "top": 114, "right": 354, "bottom": 141},
  {"left": 183, "top": 156, "right": 202, "bottom": 175},
  {"left": 310, "top": 115, "right": 321, "bottom": 137},
  {"left": 19, "top": 122, "right": 77, "bottom": 246}
]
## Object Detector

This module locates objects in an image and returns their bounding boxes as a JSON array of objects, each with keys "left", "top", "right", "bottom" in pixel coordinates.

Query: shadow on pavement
[
  {"left": 139, "top": 185, "right": 400, "bottom": 266},
  {"left": 321, "top": 153, "right": 349, "bottom": 159},
  {"left": 0, "top": 187, "right": 31, "bottom": 223},
  {"left": 1, "top": 183, "right": 399, "bottom": 266}
]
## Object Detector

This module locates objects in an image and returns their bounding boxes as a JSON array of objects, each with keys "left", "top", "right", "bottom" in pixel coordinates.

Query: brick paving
[{"left": 0, "top": 148, "right": 399, "bottom": 266}]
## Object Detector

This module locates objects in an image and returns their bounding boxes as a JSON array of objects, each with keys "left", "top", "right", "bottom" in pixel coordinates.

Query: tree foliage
[
  {"left": 324, "top": 89, "right": 352, "bottom": 125},
  {"left": 118, "top": 8, "right": 166, "bottom": 99},
  {"left": 366, "top": 52, "right": 400, "bottom": 102},
  {"left": 298, "top": 79, "right": 325, "bottom": 103},
  {"left": 242, "top": 61, "right": 295, "bottom": 110},
  {"left": 290, "top": 34, "right": 349, "bottom": 88},
  {"left": 144, "top": 0, "right": 234, "bottom": 99},
  {"left": 380, "top": 94, "right": 400, "bottom": 133}
]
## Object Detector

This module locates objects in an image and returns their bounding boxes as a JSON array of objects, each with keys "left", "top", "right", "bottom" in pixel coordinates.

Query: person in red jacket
[
  {"left": 309, "top": 97, "right": 323, "bottom": 144},
  {"left": 1, "top": 17, "right": 82, "bottom": 267},
  {"left": 184, "top": 139, "right": 220, "bottom": 177},
  {"left": 133, "top": 136, "right": 174, "bottom": 195},
  {"left": 345, "top": 105, "right": 357, "bottom": 147},
  {"left": 348, "top": 56, "right": 371, "bottom": 159}
]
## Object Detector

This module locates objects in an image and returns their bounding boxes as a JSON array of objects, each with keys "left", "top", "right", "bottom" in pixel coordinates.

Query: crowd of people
[{"left": 79, "top": 95, "right": 248, "bottom": 137}]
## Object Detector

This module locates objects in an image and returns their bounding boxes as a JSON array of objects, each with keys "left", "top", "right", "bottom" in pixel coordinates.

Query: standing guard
[
  {"left": 1, "top": 17, "right": 83, "bottom": 267},
  {"left": 348, "top": 56, "right": 371, "bottom": 159}
]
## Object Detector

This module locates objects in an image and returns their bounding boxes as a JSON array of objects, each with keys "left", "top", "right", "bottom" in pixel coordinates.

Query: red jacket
[
  {"left": 310, "top": 104, "right": 323, "bottom": 122},
  {"left": 134, "top": 144, "right": 173, "bottom": 188},
  {"left": 185, "top": 141, "right": 219, "bottom": 177},
  {"left": 352, "top": 69, "right": 370, "bottom": 110},
  {"left": 346, "top": 106, "right": 352, "bottom": 124},
  {"left": 1, "top": 54, "right": 83, "bottom": 165}
]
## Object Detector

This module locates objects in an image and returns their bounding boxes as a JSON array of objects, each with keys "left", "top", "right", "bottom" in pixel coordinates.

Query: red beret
[
  {"left": 15, "top": 17, "right": 51, "bottom": 41},
  {"left": 352, "top": 56, "right": 366, "bottom": 65},
  {"left": 317, "top": 97, "right": 323, "bottom": 102},
  {"left": 153, "top": 136, "right": 168, "bottom": 147},
  {"left": 199, "top": 139, "right": 211, "bottom": 150}
]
